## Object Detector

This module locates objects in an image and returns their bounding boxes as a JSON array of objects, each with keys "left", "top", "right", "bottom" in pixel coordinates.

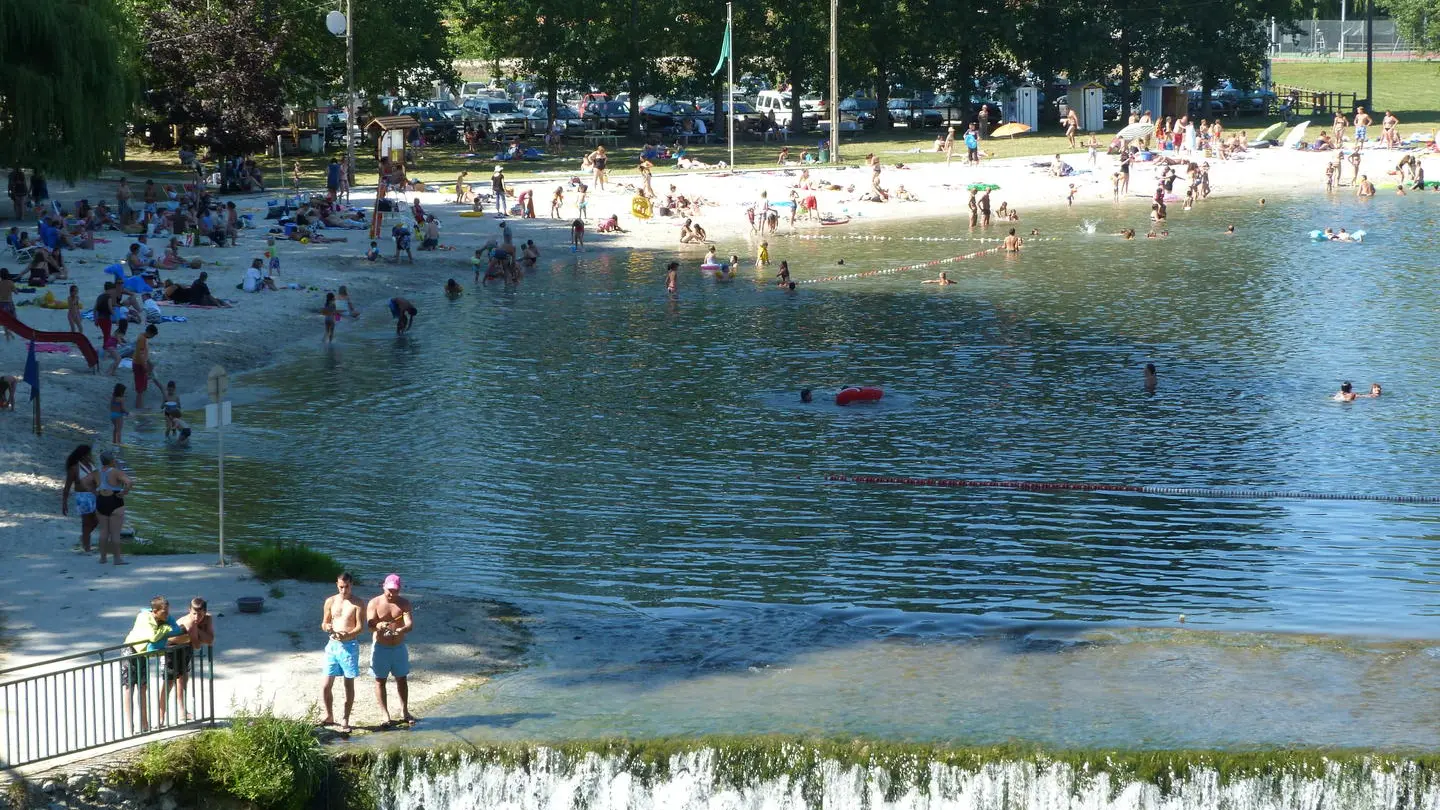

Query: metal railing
[
  {"left": 1271, "top": 84, "right": 1359, "bottom": 117},
  {"left": 1, "top": 641, "right": 215, "bottom": 768}
]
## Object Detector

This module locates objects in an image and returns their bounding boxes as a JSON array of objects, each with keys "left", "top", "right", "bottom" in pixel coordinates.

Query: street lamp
[{"left": 325, "top": 6, "right": 356, "bottom": 185}]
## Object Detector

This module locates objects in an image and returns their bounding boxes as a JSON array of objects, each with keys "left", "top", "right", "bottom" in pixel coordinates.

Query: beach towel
[
  {"left": 158, "top": 315, "right": 188, "bottom": 323},
  {"left": 32, "top": 343, "right": 73, "bottom": 353}
]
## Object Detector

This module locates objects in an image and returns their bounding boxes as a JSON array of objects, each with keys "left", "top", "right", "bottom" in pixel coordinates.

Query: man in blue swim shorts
[
  {"left": 367, "top": 573, "right": 415, "bottom": 726},
  {"left": 320, "top": 572, "right": 366, "bottom": 732}
]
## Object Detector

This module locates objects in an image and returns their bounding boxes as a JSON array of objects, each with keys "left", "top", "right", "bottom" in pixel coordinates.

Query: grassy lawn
[{"left": 1271, "top": 60, "right": 1440, "bottom": 117}]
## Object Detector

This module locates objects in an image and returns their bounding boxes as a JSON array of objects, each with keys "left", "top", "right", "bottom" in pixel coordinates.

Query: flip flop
[{"left": 339, "top": 724, "right": 351, "bottom": 734}]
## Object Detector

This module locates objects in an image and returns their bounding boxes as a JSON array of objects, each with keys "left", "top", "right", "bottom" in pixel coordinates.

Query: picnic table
[{"left": 584, "top": 130, "right": 620, "bottom": 147}]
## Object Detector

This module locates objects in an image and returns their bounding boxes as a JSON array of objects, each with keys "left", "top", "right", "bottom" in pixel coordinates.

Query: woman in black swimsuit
[{"left": 94, "top": 450, "right": 132, "bottom": 565}]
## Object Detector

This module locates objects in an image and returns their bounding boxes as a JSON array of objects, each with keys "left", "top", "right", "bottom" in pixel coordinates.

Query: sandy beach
[{"left": 2, "top": 139, "right": 1436, "bottom": 728}]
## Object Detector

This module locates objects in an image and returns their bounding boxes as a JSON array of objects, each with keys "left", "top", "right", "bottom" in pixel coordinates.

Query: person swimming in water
[
  {"left": 1334, "top": 381, "right": 1357, "bottom": 402},
  {"left": 1225, "top": 225, "right": 1236, "bottom": 234},
  {"left": 922, "top": 272, "right": 955, "bottom": 285},
  {"left": 1143, "top": 363, "right": 1157, "bottom": 392},
  {"left": 444, "top": 279, "right": 463, "bottom": 297},
  {"left": 1365, "top": 382, "right": 1382, "bottom": 397},
  {"left": 800, "top": 388, "right": 813, "bottom": 403}
]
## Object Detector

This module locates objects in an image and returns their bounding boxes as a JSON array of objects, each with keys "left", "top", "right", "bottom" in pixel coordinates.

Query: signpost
[{"left": 206, "top": 366, "right": 232, "bottom": 565}]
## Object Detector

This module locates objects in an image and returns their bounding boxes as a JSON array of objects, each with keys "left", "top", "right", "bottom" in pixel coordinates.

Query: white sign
[
  {"left": 205, "top": 401, "right": 232, "bottom": 428},
  {"left": 207, "top": 365, "right": 229, "bottom": 403}
]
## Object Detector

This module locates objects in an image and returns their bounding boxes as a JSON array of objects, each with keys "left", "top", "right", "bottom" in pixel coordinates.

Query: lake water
[{"left": 127, "top": 191, "right": 1440, "bottom": 750}]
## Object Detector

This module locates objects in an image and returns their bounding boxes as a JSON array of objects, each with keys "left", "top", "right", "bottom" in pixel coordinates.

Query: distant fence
[
  {"left": 1, "top": 642, "right": 215, "bottom": 768},
  {"left": 1273, "top": 19, "right": 1422, "bottom": 59},
  {"left": 1272, "top": 84, "right": 1359, "bottom": 116}
]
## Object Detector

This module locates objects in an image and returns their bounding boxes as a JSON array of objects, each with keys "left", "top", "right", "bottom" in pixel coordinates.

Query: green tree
[
  {"left": 0, "top": 0, "right": 135, "bottom": 180},
  {"left": 1377, "top": 0, "right": 1440, "bottom": 54}
]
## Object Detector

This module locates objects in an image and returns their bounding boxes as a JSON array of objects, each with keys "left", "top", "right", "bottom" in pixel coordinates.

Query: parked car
[
  {"left": 577, "top": 92, "right": 611, "bottom": 118},
  {"left": 463, "top": 98, "right": 528, "bottom": 133},
  {"left": 396, "top": 106, "right": 458, "bottom": 142},
  {"left": 697, "top": 100, "right": 764, "bottom": 133},
  {"left": 837, "top": 97, "right": 878, "bottom": 129},
  {"left": 581, "top": 100, "right": 630, "bottom": 130},
  {"left": 640, "top": 101, "right": 699, "bottom": 131},
  {"left": 427, "top": 99, "right": 468, "bottom": 123},
  {"left": 524, "top": 105, "right": 586, "bottom": 135},
  {"left": 887, "top": 98, "right": 942, "bottom": 127},
  {"left": 755, "top": 90, "right": 820, "bottom": 130}
]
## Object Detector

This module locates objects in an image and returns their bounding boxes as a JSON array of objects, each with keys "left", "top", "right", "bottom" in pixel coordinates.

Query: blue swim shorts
[
  {"left": 369, "top": 643, "right": 410, "bottom": 679},
  {"left": 323, "top": 638, "right": 360, "bottom": 679},
  {"left": 1356, "top": 125, "right": 1368, "bottom": 141}
]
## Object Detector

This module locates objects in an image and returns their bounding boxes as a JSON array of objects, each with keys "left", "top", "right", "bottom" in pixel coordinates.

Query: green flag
[{"left": 711, "top": 20, "right": 731, "bottom": 76}]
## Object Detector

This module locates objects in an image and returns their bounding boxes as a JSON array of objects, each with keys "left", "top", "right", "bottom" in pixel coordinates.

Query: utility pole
[
  {"left": 345, "top": 0, "right": 356, "bottom": 186},
  {"left": 828, "top": 0, "right": 839, "bottom": 163},
  {"left": 1365, "top": 0, "right": 1374, "bottom": 108}
]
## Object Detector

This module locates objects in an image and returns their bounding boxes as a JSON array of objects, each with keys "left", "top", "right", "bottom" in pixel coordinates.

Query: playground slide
[{"left": 0, "top": 309, "right": 100, "bottom": 369}]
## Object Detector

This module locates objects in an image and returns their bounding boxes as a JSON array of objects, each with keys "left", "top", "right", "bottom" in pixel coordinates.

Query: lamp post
[{"left": 326, "top": 5, "right": 356, "bottom": 184}]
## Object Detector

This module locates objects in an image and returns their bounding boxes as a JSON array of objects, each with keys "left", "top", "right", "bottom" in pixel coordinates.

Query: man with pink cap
[{"left": 366, "top": 573, "right": 416, "bottom": 725}]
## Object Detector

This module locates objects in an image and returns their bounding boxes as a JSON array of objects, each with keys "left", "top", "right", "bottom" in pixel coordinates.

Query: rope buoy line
[
  {"left": 824, "top": 474, "right": 1440, "bottom": 504},
  {"left": 798, "top": 245, "right": 1019, "bottom": 285},
  {"left": 796, "top": 235, "right": 1060, "bottom": 243}
]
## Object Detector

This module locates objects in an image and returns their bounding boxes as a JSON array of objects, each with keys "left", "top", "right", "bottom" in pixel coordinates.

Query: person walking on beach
[
  {"left": 95, "top": 450, "right": 131, "bottom": 564},
  {"left": 943, "top": 127, "right": 956, "bottom": 166},
  {"left": 321, "top": 572, "right": 365, "bottom": 733},
  {"left": 1333, "top": 111, "right": 1347, "bottom": 147},
  {"left": 61, "top": 445, "right": 99, "bottom": 553},
  {"left": 491, "top": 166, "right": 508, "bottom": 216},
  {"left": 1064, "top": 109, "right": 1079, "bottom": 148},
  {"left": 367, "top": 574, "right": 416, "bottom": 726},
  {"left": 550, "top": 186, "right": 564, "bottom": 219},
  {"left": 964, "top": 126, "right": 980, "bottom": 166}
]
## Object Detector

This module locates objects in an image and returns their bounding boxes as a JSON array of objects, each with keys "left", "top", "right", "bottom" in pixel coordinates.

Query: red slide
[{"left": 0, "top": 309, "right": 100, "bottom": 369}]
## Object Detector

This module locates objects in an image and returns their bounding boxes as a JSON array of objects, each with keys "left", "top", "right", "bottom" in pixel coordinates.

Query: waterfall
[{"left": 368, "top": 741, "right": 1440, "bottom": 810}]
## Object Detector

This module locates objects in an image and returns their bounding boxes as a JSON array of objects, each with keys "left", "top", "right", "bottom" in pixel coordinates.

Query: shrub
[
  {"left": 238, "top": 541, "right": 343, "bottom": 582},
  {"left": 129, "top": 710, "right": 326, "bottom": 810}
]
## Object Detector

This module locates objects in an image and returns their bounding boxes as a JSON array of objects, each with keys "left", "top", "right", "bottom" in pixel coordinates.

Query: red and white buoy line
[
  {"left": 824, "top": 474, "right": 1440, "bottom": 504},
  {"left": 797, "top": 243, "right": 1042, "bottom": 285}
]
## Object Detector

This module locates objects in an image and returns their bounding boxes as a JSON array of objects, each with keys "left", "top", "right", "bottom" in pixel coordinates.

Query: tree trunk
[
  {"left": 874, "top": 65, "right": 892, "bottom": 130},
  {"left": 1119, "top": 25, "right": 1132, "bottom": 121},
  {"left": 546, "top": 70, "right": 558, "bottom": 132},
  {"left": 787, "top": 44, "right": 805, "bottom": 136},
  {"left": 628, "top": 0, "right": 643, "bottom": 137}
]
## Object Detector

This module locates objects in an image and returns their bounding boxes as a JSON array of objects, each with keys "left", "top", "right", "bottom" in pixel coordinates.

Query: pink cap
[{"left": 382, "top": 574, "right": 402, "bottom": 592}]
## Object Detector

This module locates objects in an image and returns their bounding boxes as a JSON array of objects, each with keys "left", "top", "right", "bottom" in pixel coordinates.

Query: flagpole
[{"left": 726, "top": 2, "right": 735, "bottom": 169}]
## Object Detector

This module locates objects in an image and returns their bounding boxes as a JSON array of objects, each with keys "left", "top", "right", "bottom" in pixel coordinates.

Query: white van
[{"left": 755, "top": 90, "right": 818, "bottom": 130}]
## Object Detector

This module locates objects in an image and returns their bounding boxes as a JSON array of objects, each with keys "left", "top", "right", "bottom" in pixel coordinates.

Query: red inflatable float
[{"left": 835, "top": 386, "right": 884, "bottom": 406}]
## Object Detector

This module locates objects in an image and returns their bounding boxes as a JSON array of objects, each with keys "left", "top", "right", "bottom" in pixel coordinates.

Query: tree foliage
[
  {"left": 0, "top": 0, "right": 136, "bottom": 180},
  {"left": 1377, "top": 0, "right": 1440, "bottom": 54}
]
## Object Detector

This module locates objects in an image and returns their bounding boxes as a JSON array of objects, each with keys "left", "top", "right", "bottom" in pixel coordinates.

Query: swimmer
[
  {"left": 1258, "top": 198, "right": 1265, "bottom": 206},
  {"left": 665, "top": 261, "right": 678, "bottom": 293},
  {"left": 785, "top": 281, "right": 797, "bottom": 292},
  {"left": 800, "top": 388, "right": 813, "bottom": 403},
  {"left": 444, "top": 279, "right": 463, "bottom": 297},
  {"left": 1356, "top": 175, "right": 1375, "bottom": 197},
  {"left": 1365, "top": 382, "right": 1383, "bottom": 398},
  {"left": 1028, "top": 228, "right": 1040, "bottom": 236},
  {"left": 728, "top": 254, "right": 740, "bottom": 271},
  {"left": 1334, "top": 381, "right": 1357, "bottom": 402},
  {"left": 1336, "top": 228, "right": 1355, "bottom": 242},
  {"left": 1002, "top": 228, "right": 1022, "bottom": 252},
  {"left": 775, "top": 261, "right": 790, "bottom": 285},
  {"left": 922, "top": 272, "right": 955, "bottom": 285},
  {"left": 1225, "top": 225, "right": 1235, "bottom": 234},
  {"left": 1143, "top": 363, "right": 1157, "bottom": 392},
  {"left": 704, "top": 245, "right": 718, "bottom": 266}
]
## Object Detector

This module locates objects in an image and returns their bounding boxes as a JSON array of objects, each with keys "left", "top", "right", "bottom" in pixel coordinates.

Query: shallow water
[{"left": 125, "top": 190, "right": 1440, "bottom": 748}]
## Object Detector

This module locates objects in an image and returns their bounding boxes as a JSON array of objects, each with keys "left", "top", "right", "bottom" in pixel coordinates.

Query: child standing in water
[
  {"left": 337, "top": 285, "right": 359, "bottom": 318},
  {"left": 109, "top": 383, "right": 128, "bottom": 444},
  {"left": 757, "top": 241, "right": 770, "bottom": 267},
  {"left": 321, "top": 293, "right": 337, "bottom": 343},
  {"left": 67, "top": 284, "right": 83, "bottom": 333},
  {"left": 571, "top": 219, "right": 585, "bottom": 249},
  {"left": 162, "top": 381, "right": 191, "bottom": 445}
]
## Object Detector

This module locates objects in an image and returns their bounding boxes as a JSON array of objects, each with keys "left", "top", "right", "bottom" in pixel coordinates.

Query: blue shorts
[
  {"left": 369, "top": 643, "right": 410, "bottom": 679},
  {"left": 388, "top": 299, "right": 400, "bottom": 318},
  {"left": 323, "top": 638, "right": 359, "bottom": 679},
  {"left": 1356, "top": 125, "right": 1368, "bottom": 141}
]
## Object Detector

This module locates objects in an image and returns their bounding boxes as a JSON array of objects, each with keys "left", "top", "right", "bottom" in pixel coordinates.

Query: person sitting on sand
[
  {"left": 1334, "top": 381, "right": 1358, "bottom": 402},
  {"left": 922, "top": 272, "right": 955, "bottom": 285},
  {"left": 894, "top": 185, "right": 918, "bottom": 202}
]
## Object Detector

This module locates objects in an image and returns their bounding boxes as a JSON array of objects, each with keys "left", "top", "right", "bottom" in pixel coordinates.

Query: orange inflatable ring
[{"left": 835, "top": 386, "right": 884, "bottom": 406}]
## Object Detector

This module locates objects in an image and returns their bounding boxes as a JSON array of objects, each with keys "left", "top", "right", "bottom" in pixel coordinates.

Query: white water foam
[{"left": 379, "top": 748, "right": 1440, "bottom": 810}]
